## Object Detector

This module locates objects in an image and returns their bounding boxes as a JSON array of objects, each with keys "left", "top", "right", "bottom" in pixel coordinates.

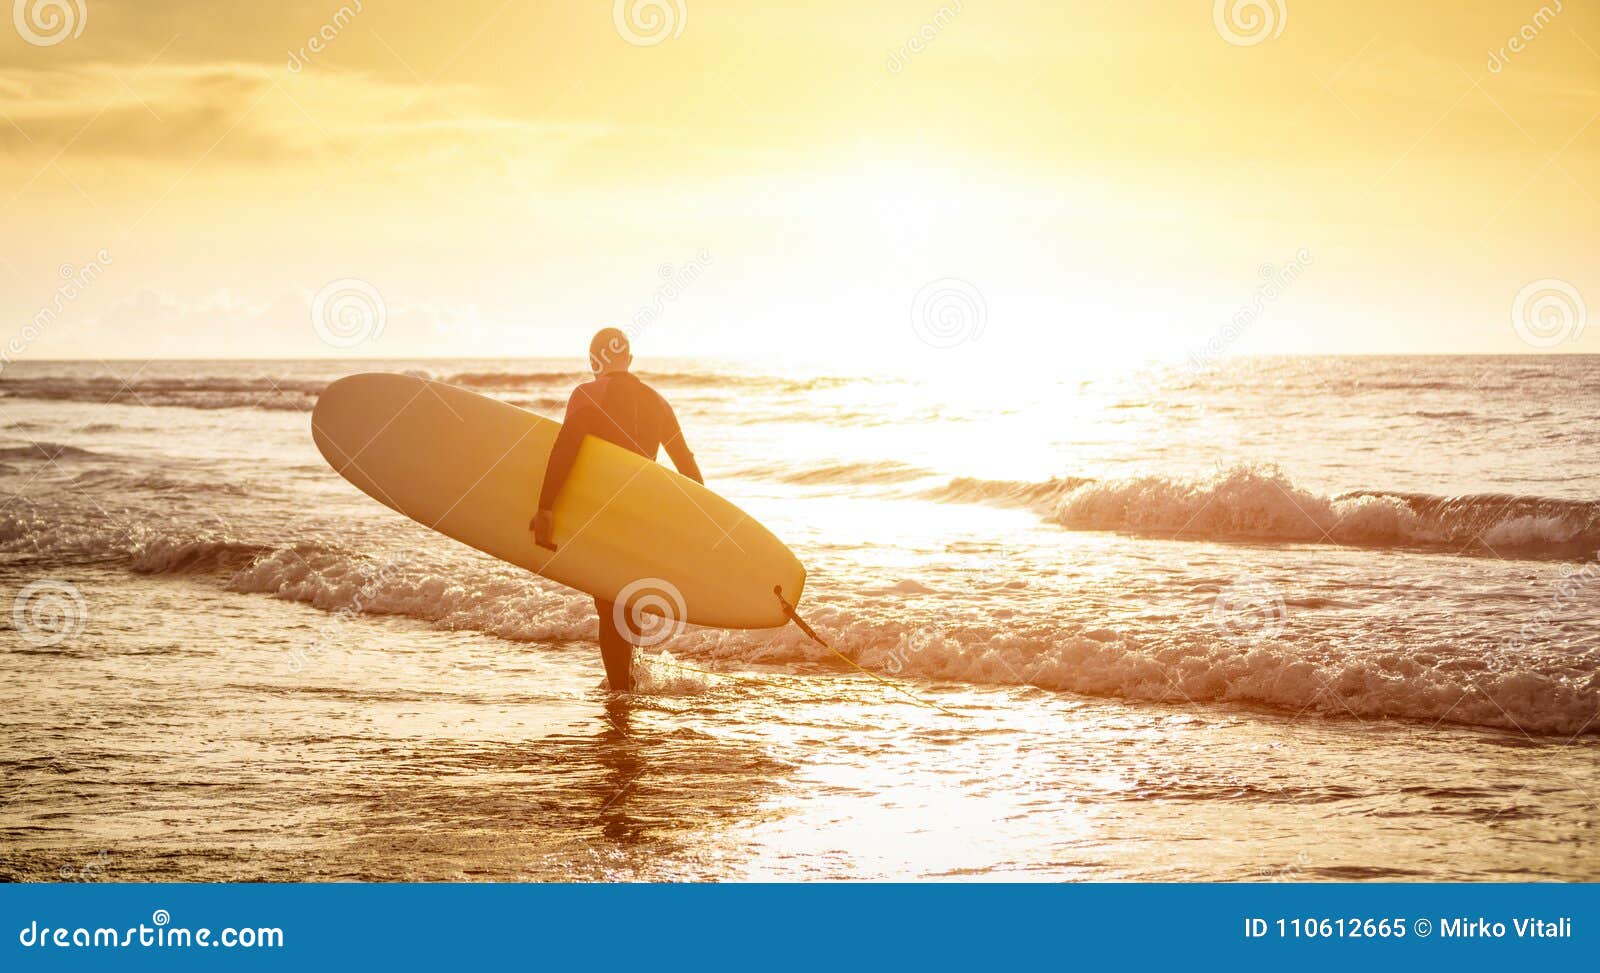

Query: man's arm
[
  {"left": 531, "top": 389, "right": 593, "bottom": 547},
  {"left": 659, "top": 400, "right": 703, "bottom": 485}
]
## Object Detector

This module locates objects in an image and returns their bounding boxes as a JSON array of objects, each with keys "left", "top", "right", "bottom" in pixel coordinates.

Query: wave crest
[
  {"left": 3, "top": 504, "right": 1592, "bottom": 734},
  {"left": 925, "top": 465, "right": 1600, "bottom": 560}
]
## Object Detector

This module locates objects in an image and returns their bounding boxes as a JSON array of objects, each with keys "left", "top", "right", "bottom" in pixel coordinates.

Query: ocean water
[{"left": 1, "top": 355, "right": 1597, "bottom": 881}]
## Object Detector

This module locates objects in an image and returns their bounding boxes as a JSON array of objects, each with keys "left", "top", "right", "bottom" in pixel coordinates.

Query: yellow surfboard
[{"left": 311, "top": 373, "right": 805, "bottom": 629}]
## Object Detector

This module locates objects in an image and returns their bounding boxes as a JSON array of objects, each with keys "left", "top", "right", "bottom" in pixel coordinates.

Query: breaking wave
[
  {"left": 3, "top": 507, "right": 1594, "bottom": 735},
  {"left": 0, "top": 376, "right": 321, "bottom": 412},
  {"left": 0, "top": 369, "right": 855, "bottom": 413},
  {"left": 926, "top": 466, "right": 1600, "bottom": 560},
  {"left": 732, "top": 459, "right": 934, "bottom": 487}
]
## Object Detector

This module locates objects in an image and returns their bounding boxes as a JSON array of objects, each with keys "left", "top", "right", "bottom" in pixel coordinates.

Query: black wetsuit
[{"left": 538, "top": 371, "right": 702, "bottom": 691}]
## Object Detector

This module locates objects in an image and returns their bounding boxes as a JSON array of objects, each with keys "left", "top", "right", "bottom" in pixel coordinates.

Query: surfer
[{"left": 531, "top": 328, "right": 704, "bottom": 693}]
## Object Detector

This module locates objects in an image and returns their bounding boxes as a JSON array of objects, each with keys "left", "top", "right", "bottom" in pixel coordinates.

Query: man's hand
[{"left": 530, "top": 509, "right": 557, "bottom": 551}]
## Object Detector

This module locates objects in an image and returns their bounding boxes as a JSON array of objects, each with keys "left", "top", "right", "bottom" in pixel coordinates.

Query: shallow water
[{"left": 2, "top": 356, "right": 1597, "bottom": 880}]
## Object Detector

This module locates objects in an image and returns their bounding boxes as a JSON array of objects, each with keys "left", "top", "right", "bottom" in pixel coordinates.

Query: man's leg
[{"left": 593, "top": 598, "right": 635, "bottom": 692}]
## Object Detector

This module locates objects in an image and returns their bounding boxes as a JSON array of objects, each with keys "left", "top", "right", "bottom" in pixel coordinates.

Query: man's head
[{"left": 589, "top": 327, "right": 632, "bottom": 375}]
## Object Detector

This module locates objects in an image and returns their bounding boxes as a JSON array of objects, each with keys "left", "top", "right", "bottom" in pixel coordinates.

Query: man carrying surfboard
[{"left": 530, "top": 328, "right": 704, "bottom": 693}]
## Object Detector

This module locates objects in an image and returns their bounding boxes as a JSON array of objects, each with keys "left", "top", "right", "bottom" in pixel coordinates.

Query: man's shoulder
[
  {"left": 573, "top": 372, "right": 672, "bottom": 412},
  {"left": 565, "top": 379, "right": 605, "bottom": 409},
  {"left": 614, "top": 372, "right": 669, "bottom": 404},
  {"left": 635, "top": 377, "right": 674, "bottom": 412}
]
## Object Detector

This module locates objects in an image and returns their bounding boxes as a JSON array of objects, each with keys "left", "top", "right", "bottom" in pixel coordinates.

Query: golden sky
[{"left": 2, "top": 0, "right": 1597, "bottom": 364}]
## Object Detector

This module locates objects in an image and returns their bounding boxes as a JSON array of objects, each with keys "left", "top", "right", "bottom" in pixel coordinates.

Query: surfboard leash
[{"left": 773, "top": 586, "right": 961, "bottom": 718}]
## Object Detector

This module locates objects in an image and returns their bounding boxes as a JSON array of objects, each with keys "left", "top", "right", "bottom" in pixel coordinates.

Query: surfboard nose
[{"left": 311, "top": 372, "right": 423, "bottom": 477}]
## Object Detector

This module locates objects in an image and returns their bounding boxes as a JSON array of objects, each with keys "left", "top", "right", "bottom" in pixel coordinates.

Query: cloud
[
  {"left": 0, "top": 61, "right": 614, "bottom": 174},
  {"left": 69, "top": 285, "right": 495, "bottom": 357}
]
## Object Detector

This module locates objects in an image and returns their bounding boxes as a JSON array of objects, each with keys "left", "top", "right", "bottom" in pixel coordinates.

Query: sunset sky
[{"left": 1, "top": 0, "right": 1596, "bottom": 365}]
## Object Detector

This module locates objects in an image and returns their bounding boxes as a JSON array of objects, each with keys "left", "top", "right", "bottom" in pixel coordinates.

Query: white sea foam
[
  {"left": 2, "top": 356, "right": 1597, "bottom": 739},
  {"left": 924, "top": 465, "right": 1600, "bottom": 559},
  {"left": 215, "top": 538, "right": 1600, "bottom": 735},
  {"left": 2, "top": 476, "right": 1595, "bottom": 734}
]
